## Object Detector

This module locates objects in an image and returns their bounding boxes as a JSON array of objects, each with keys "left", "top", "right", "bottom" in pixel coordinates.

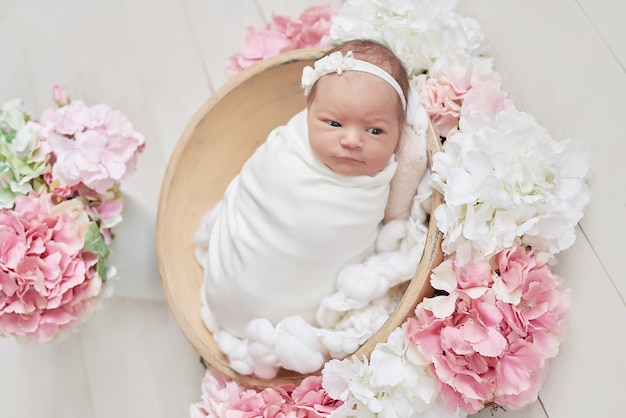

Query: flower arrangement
[
  {"left": 0, "top": 86, "right": 145, "bottom": 343},
  {"left": 226, "top": 4, "right": 337, "bottom": 77},
  {"left": 190, "top": 0, "right": 590, "bottom": 416},
  {"left": 190, "top": 372, "right": 342, "bottom": 418}
]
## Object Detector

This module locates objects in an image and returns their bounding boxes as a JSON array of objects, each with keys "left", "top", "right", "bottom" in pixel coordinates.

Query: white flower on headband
[
  {"left": 301, "top": 50, "right": 407, "bottom": 109},
  {"left": 301, "top": 51, "right": 357, "bottom": 95}
]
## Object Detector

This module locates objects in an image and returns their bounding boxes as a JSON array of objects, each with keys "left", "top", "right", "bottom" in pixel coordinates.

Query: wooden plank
[
  {"left": 106, "top": 0, "right": 210, "bottom": 163},
  {"left": 79, "top": 298, "right": 206, "bottom": 418},
  {"left": 0, "top": 3, "right": 36, "bottom": 103},
  {"left": 539, "top": 227, "right": 626, "bottom": 417},
  {"left": 577, "top": 0, "right": 626, "bottom": 68},
  {"left": 181, "top": 0, "right": 265, "bottom": 91},
  {"left": 2, "top": 0, "right": 85, "bottom": 112},
  {"left": 0, "top": 336, "right": 95, "bottom": 418},
  {"left": 0, "top": 0, "right": 19, "bottom": 23}
]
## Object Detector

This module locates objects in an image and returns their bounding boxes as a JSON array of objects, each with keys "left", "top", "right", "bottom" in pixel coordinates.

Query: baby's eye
[
  {"left": 327, "top": 120, "right": 341, "bottom": 127},
  {"left": 367, "top": 128, "right": 382, "bottom": 135}
]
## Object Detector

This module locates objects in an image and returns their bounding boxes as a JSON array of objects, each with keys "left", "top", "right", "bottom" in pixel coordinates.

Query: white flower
[
  {"left": 323, "top": 328, "right": 452, "bottom": 417},
  {"left": 301, "top": 51, "right": 356, "bottom": 95},
  {"left": 422, "top": 259, "right": 459, "bottom": 318},
  {"left": 431, "top": 110, "right": 590, "bottom": 257},
  {"left": 12, "top": 121, "right": 43, "bottom": 158},
  {"left": 0, "top": 98, "right": 29, "bottom": 131},
  {"left": 330, "top": 0, "right": 484, "bottom": 78}
]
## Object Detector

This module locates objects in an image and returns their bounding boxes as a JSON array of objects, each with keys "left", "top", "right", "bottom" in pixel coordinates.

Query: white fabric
[
  {"left": 194, "top": 106, "right": 433, "bottom": 378},
  {"left": 301, "top": 51, "right": 407, "bottom": 109},
  {"left": 200, "top": 109, "right": 397, "bottom": 338},
  {"left": 194, "top": 174, "right": 432, "bottom": 378}
]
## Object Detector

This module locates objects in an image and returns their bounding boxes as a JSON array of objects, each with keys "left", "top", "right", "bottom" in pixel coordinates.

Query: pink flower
[
  {"left": 190, "top": 370, "right": 340, "bottom": 418},
  {"left": 404, "top": 244, "right": 570, "bottom": 413},
  {"left": 52, "top": 85, "right": 70, "bottom": 107},
  {"left": 227, "top": 26, "right": 293, "bottom": 77},
  {"left": 37, "top": 100, "right": 145, "bottom": 194},
  {"left": 291, "top": 376, "right": 342, "bottom": 417},
  {"left": 417, "top": 53, "right": 515, "bottom": 136},
  {"left": 0, "top": 193, "right": 100, "bottom": 342},
  {"left": 293, "top": 4, "right": 335, "bottom": 49},
  {"left": 226, "top": 4, "right": 337, "bottom": 77}
]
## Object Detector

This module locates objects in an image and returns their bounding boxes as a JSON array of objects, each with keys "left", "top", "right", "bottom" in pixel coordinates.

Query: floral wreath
[
  {"left": 191, "top": 1, "right": 590, "bottom": 417},
  {"left": 0, "top": 86, "right": 145, "bottom": 343}
]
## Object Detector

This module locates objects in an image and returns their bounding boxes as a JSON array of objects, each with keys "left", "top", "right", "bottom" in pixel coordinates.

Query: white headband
[{"left": 301, "top": 51, "right": 407, "bottom": 110}]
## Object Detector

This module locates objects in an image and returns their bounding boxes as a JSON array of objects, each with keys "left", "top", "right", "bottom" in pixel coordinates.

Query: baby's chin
[{"left": 325, "top": 159, "right": 380, "bottom": 177}]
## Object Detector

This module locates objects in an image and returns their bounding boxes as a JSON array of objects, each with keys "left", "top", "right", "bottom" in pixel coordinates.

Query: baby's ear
[{"left": 384, "top": 123, "right": 428, "bottom": 222}]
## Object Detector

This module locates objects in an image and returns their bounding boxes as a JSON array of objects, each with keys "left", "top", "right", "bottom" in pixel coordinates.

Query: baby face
[{"left": 307, "top": 71, "right": 403, "bottom": 176}]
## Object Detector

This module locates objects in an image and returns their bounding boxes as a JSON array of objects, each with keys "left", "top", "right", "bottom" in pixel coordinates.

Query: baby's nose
[{"left": 340, "top": 129, "right": 363, "bottom": 149}]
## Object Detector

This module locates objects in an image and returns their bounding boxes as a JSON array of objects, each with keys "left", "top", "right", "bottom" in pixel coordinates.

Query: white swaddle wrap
[{"left": 202, "top": 109, "right": 397, "bottom": 338}]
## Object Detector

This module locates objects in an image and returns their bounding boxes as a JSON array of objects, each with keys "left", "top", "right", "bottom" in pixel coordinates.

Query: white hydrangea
[
  {"left": 431, "top": 110, "right": 590, "bottom": 258},
  {"left": 322, "top": 328, "right": 466, "bottom": 418},
  {"left": 329, "top": 0, "right": 484, "bottom": 79}
]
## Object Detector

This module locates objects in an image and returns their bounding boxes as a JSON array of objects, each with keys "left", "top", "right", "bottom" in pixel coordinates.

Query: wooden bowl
[{"left": 157, "top": 48, "right": 444, "bottom": 388}]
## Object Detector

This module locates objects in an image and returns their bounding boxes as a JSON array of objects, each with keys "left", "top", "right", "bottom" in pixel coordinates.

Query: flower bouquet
[
  {"left": 0, "top": 86, "right": 145, "bottom": 343},
  {"left": 190, "top": 0, "right": 590, "bottom": 416}
]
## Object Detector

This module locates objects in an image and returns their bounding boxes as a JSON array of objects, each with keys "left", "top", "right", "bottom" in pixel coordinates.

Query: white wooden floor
[{"left": 1, "top": 1, "right": 624, "bottom": 417}]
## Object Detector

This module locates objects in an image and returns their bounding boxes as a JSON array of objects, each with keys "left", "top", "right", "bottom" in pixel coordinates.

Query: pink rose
[
  {"left": 37, "top": 100, "right": 145, "bottom": 194},
  {"left": 0, "top": 193, "right": 99, "bottom": 342}
]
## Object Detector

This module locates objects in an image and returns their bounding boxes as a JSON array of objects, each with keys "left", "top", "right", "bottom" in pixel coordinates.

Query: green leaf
[
  {"left": 84, "top": 223, "right": 111, "bottom": 282},
  {"left": 84, "top": 222, "right": 110, "bottom": 260},
  {"left": 96, "top": 255, "right": 108, "bottom": 282}
]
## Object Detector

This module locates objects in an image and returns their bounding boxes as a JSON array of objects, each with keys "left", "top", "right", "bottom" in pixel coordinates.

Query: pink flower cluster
[
  {"left": 227, "top": 4, "right": 337, "bottom": 77},
  {"left": 416, "top": 53, "right": 515, "bottom": 137},
  {"left": 0, "top": 193, "right": 99, "bottom": 342},
  {"left": 37, "top": 86, "right": 145, "bottom": 243},
  {"left": 0, "top": 86, "right": 144, "bottom": 342},
  {"left": 190, "top": 370, "right": 342, "bottom": 418},
  {"left": 38, "top": 96, "right": 145, "bottom": 195},
  {"left": 404, "top": 245, "right": 570, "bottom": 413}
]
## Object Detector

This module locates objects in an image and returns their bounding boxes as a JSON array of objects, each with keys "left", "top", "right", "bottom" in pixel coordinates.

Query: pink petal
[{"left": 473, "top": 328, "right": 507, "bottom": 357}]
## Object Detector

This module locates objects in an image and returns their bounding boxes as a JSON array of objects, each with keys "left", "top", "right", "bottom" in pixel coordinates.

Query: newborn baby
[{"left": 199, "top": 40, "right": 413, "bottom": 339}]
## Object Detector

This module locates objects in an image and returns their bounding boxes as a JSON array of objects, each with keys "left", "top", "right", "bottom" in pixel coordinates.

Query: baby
[{"left": 198, "top": 40, "right": 421, "bottom": 341}]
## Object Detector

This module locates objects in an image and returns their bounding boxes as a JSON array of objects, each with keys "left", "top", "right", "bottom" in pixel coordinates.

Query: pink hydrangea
[
  {"left": 190, "top": 370, "right": 341, "bottom": 418},
  {"left": 292, "top": 4, "right": 337, "bottom": 49},
  {"left": 416, "top": 52, "right": 515, "bottom": 136},
  {"left": 37, "top": 98, "right": 145, "bottom": 194},
  {"left": 227, "top": 4, "right": 337, "bottom": 77},
  {"left": 404, "top": 244, "right": 570, "bottom": 413},
  {"left": 0, "top": 193, "right": 100, "bottom": 342},
  {"left": 291, "top": 376, "right": 342, "bottom": 417}
]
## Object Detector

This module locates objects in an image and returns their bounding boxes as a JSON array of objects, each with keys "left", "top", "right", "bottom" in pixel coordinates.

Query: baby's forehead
[
  {"left": 315, "top": 73, "right": 405, "bottom": 118},
  {"left": 315, "top": 72, "right": 400, "bottom": 102}
]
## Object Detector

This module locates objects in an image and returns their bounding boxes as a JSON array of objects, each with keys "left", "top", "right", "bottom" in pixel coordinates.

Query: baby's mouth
[{"left": 337, "top": 155, "right": 363, "bottom": 163}]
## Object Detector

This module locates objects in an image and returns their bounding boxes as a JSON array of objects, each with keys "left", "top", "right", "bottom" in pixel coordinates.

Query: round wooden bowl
[{"left": 157, "top": 48, "right": 444, "bottom": 388}]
